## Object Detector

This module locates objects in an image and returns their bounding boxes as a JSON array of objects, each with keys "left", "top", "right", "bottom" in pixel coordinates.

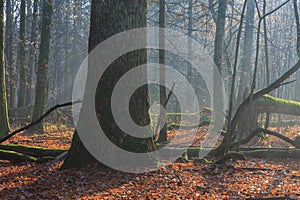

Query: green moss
[
  {"left": 0, "top": 144, "right": 67, "bottom": 158},
  {"left": 0, "top": 149, "right": 37, "bottom": 162},
  {"left": 260, "top": 94, "right": 300, "bottom": 108}
]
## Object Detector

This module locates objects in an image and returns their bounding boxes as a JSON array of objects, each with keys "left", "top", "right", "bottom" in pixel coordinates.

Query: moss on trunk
[{"left": 0, "top": 0, "right": 10, "bottom": 137}]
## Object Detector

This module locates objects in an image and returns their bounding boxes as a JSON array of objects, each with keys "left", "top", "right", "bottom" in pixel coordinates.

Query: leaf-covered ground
[{"left": 1, "top": 126, "right": 300, "bottom": 199}]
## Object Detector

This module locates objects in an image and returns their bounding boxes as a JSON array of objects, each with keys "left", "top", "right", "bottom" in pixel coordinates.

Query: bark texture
[
  {"left": 62, "top": 0, "right": 155, "bottom": 169},
  {"left": 0, "top": 0, "right": 10, "bottom": 137},
  {"left": 17, "top": 0, "right": 26, "bottom": 108},
  {"left": 31, "top": 0, "right": 53, "bottom": 132}
]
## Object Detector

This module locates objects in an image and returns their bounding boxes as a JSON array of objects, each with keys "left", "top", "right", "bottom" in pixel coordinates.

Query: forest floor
[{"left": 0, "top": 125, "right": 300, "bottom": 199}]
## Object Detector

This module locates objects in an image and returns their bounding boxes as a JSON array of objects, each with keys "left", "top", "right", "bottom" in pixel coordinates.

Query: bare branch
[{"left": 0, "top": 100, "right": 82, "bottom": 144}]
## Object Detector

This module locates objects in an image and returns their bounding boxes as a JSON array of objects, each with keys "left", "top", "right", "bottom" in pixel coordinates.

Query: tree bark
[
  {"left": 157, "top": 0, "right": 168, "bottom": 143},
  {"left": 237, "top": 0, "right": 255, "bottom": 104},
  {"left": 31, "top": 0, "right": 53, "bottom": 132},
  {"left": 293, "top": 0, "right": 300, "bottom": 101},
  {"left": 5, "top": 0, "right": 15, "bottom": 108},
  {"left": 62, "top": 0, "right": 155, "bottom": 169},
  {"left": 0, "top": 0, "right": 10, "bottom": 137},
  {"left": 213, "top": 0, "right": 227, "bottom": 153},
  {"left": 25, "top": 0, "right": 39, "bottom": 106},
  {"left": 17, "top": 0, "right": 27, "bottom": 108}
]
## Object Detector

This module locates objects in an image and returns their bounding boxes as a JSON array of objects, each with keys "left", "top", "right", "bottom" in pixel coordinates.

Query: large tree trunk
[
  {"left": 17, "top": 0, "right": 27, "bottom": 108},
  {"left": 0, "top": 0, "right": 10, "bottom": 137},
  {"left": 294, "top": 0, "right": 300, "bottom": 101},
  {"left": 31, "top": 0, "right": 53, "bottom": 132},
  {"left": 62, "top": 0, "right": 155, "bottom": 169}
]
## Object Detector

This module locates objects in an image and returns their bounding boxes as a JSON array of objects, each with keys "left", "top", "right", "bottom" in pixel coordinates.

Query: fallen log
[
  {"left": 0, "top": 150, "right": 38, "bottom": 162},
  {"left": 167, "top": 120, "right": 211, "bottom": 130},
  {"left": 242, "top": 149, "right": 300, "bottom": 159},
  {"left": 0, "top": 144, "right": 67, "bottom": 158},
  {"left": 232, "top": 128, "right": 300, "bottom": 149},
  {"left": 162, "top": 147, "right": 300, "bottom": 160}
]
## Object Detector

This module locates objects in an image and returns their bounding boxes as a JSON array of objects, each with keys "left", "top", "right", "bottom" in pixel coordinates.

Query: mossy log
[
  {"left": 234, "top": 95, "right": 300, "bottom": 144},
  {"left": 167, "top": 120, "right": 211, "bottom": 130},
  {"left": 163, "top": 147, "right": 300, "bottom": 160},
  {"left": 0, "top": 144, "right": 67, "bottom": 162},
  {"left": 0, "top": 150, "right": 38, "bottom": 162},
  {"left": 256, "top": 95, "right": 300, "bottom": 116},
  {"left": 0, "top": 144, "right": 67, "bottom": 157}
]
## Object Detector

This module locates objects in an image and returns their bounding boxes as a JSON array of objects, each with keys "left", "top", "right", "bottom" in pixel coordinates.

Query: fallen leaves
[
  {"left": 0, "top": 158, "right": 300, "bottom": 199},
  {"left": 0, "top": 126, "right": 300, "bottom": 199}
]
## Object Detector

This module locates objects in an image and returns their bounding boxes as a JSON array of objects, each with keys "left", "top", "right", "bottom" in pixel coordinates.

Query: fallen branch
[
  {"left": 0, "top": 100, "right": 81, "bottom": 144},
  {"left": 232, "top": 128, "right": 300, "bottom": 149}
]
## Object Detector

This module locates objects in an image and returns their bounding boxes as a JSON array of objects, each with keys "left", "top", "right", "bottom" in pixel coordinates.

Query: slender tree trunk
[
  {"left": 63, "top": 0, "right": 71, "bottom": 102},
  {"left": 17, "top": 0, "right": 27, "bottom": 108},
  {"left": 62, "top": 0, "right": 155, "bottom": 169},
  {"left": 25, "top": 0, "right": 39, "bottom": 106},
  {"left": 0, "top": 0, "right": 10, "bottom": 136},
  {"left": 263, "top": 0, "right": 271, "bottom": 129},
  {"left": 5, "top": 0, "right": 15, "bottom": 108},
  {"left": 213, "top": 0, "right": 227, "bottom": 152},
  {"left": 53, "top": 0, "right": 65, "bottom": 103},
  {"left": 31, "top": 0, "right": 53, "bottom": 132},
  {"left": 157, "top": 0, "right": 168, "bottom": 143},
  {"left": 237, "top": 0, "right": 255, "bottom": 104},
  {"left": 213, "top": 0, "right": 227, "bottom": 73},
  {"left": 187, "top": 0, "right": 193, "bottom": 84}
]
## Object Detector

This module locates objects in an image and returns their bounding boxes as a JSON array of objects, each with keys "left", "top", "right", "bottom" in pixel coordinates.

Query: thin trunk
[
  {"left": 225, "top": 0, "right": 247, "bottom": 154},
  {"left": 263, "top": 0, "right": 271, "bottom": 129},
  {"left": 5, "top": 0, "right": 14, "bottom": 108},
  {"left": 26, "top": 0, "right": 39, "bottom": 106},
  {"left": 31, "top": 0, "right": 53, "bottom": 132},
  {"left": 213, "top": 0, "right": 227, "bottom": 153},
  {"left": 0, "top": 0, "right": 10, "bottom": 136},
  {"left": 237, "top": 0, "right": 255, "bottom": 104},
  {"left": 157, "top": 0, "right": 167, "bottom": 143},
  {"left": 17, "top": 0, "right": 27, "bottom": 108},
  {"left": 63, "top": 0, "right": 71, "bottom": 102},
  {"left": 213, "top": 0, "right": 227, "bottom": 73}
]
